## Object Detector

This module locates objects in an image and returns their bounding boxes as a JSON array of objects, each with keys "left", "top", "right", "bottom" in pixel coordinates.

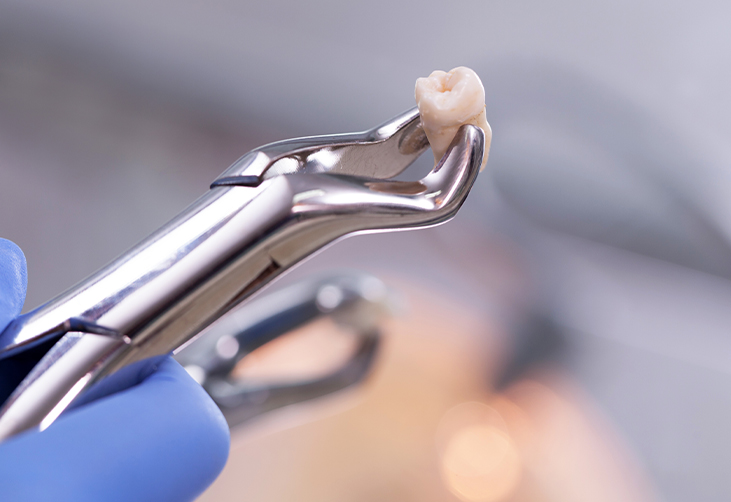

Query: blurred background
[{"left": 1, "top": 1, "right": 731, "bottom": 500}]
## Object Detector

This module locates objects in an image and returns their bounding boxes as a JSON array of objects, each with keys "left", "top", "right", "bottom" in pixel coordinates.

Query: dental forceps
[
  {"left": 176, "top": 272, "right": 393, "bottom": 426},
  {"left": 0, "top": 107, "right": 485, "bottom": 440}
]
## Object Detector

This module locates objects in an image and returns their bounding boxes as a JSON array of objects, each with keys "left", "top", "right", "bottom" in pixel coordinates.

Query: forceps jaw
[
  {"left": 283, "top": 124, "right": 484, "bottom": 230},
  {"left": 246, "top": 124, "right": 484, "bottom": 273},
  {"left": 211, "top": 107, "right": 428, "bottom": 186}
]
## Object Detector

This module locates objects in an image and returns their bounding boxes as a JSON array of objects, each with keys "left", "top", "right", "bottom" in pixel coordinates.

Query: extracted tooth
[{"left": 415, "top": 66, "right": 492, "bottom": 170}]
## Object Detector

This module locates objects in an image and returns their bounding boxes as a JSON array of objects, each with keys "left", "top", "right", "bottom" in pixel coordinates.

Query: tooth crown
[
  {"left": 415, "top": 66, "right": 492, "bottom": 169},
  {"left": 415, "top": 67, "right": 485, "bottom": 126}
]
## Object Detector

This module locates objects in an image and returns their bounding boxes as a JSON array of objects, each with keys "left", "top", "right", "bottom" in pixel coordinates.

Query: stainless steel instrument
[
  {"left": 176, "top": 272, "right": 393, "bottom": 426},
  {"left": 0, "top": 107, "right": 485, "bottom": 440}
]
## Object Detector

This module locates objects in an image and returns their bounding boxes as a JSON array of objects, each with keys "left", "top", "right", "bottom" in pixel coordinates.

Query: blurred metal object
[
  {"left": 176, "top": 272, "right": 391, "bottom": 426},
  {"left": 0, "top": 108, "right": 484, "bottom": 441}
]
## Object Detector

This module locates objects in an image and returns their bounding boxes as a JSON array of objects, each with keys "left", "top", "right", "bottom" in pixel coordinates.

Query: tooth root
[{"left": 415, "top": 67, "right": 492, "bottom": 170}]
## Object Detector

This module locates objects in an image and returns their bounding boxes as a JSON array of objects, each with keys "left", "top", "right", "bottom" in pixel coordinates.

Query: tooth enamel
[{"left": 415, "top": 66, "right": 492, "bottom": 170}]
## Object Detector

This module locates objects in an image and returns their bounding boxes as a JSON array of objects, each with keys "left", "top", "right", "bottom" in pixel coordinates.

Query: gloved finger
[
  {"left": 0, "top": 239, "right": 31, "bottom": 401},
  {"left": 0, "top": 356, "right": 230, "bottom": 502},
  {"left": 0, "top": 239, "right": 27, "bottom": 333}
]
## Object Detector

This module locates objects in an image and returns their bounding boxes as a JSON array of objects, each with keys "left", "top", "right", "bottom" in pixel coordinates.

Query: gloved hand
[{"left": 0, "top": 239, "right": 230, "bottom": 501}]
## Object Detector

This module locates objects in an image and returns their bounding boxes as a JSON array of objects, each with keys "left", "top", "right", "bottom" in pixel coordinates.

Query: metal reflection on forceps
[{"left": 0, "top": 107, "right": 485, "bottom": 440}]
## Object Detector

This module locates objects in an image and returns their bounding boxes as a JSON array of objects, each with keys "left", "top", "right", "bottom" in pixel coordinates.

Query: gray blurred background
[{"left": 2, "top": 1, "right": 731, "bottom": 500}]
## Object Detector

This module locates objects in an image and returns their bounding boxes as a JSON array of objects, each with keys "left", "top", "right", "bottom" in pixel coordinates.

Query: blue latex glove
[{"left": 0, "top": 239, "right": 230, "bottom": 501}]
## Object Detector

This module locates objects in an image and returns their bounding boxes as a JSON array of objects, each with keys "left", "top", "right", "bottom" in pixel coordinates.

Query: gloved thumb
[{"left": 0, "top": 239, "right": 27, "bottom": 333}]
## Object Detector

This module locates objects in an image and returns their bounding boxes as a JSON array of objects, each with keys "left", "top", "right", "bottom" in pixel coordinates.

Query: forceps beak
[
  {"left": 212, "top": 107, "right": 432, "bottom": 186},
  {"left": 259, "top": 123, "right": 486, "bottom": 269}
]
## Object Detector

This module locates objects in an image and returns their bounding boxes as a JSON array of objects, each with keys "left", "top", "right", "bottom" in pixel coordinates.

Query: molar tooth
[{"left": 415, "top": 67, "right": 492, "bottom": 170}]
